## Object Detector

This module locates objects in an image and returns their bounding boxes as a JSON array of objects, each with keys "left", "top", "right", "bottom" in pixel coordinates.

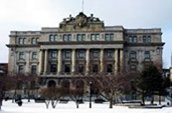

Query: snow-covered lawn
[{"left": 1, "top": 100, "right": 172, "bottom": 113}]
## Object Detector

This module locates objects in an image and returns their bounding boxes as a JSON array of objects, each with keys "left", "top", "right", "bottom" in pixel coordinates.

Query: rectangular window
[
  {"left": 77, "top": 51, "right": 85, "bottom": 59},
  {"left": 31, "top": 65, "right": 37, "bottom": 74},
  {"left": 78, "top": 64, "right": 84, "bottom": 73},
  {"left": 19, "top": 52, "right": 25, "bottom": 60},
  {"left": 92, "top": 51, "right": 99, "bottom": 58},
  {"left": 63, "top": 34, "right": 72, "bottom": 41},
  {"left": 106, "top": 50, "right": 113, "bottom": 58},
  {"left": 143, "top": 35, "right": 151, "bottom": 43},
  {"left": 129, "top": 51, "right": 136, "bottom": 59},
  {"left": 23, "top": 38, "right": 26, "bottom": 44},
  {"left": 31, "top": 38, "right": 37, "bottom": 44},
  {"left": 32, "top": 52, "right": 37, "bottom": 60},
  {"left": 49, "top": 35, "right": 54, "bottom": 42},
  {"left": 144, "top": 51, "right": 150, "bottom": 59},
  {"left": 77, "top": 34, "right": 85, "bottom": 41},
  {"left": 18, "top": 65, "right": 24, "bottom": 73},
  {"left": 107, "top": 64, "right": 113, "bottom": 73},
  {"left": 54, "top": 35, "right": 58, "bottom": 41},
  {"left": 50, "top": 51, "right": 57, "bottom": 58},
  {"left": 128, "top": 35, "right": 137, "bottom": 43},
  {"left": 91, "top": 34, "right": 100, "bottom": 41},
  {"left": 50, "top": 64, "right": 57, "bottom": 73},
  {"left": 92, "top": 64, "right": 98, "bottom": 73},
  {"left": 64, "top": 51, "right": 71, "bottom": 59},
  {"left": 64, "top": 64, "right": 71, "bottom": 73},
  {"left": 19, "top": 38, "right": 23, "bottom": 44},
  {"left": 105, "top": 34, "right": 113, "bottom": 41}
]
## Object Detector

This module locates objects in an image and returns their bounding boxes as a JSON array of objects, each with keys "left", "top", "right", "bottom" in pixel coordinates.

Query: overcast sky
[{"left": 0, "top": 0, "right": 172, "bottom": 68}]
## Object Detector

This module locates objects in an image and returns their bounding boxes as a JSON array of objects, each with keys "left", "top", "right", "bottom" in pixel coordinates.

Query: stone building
[{"left": 6, "top": 12, "right": 164, "bottom": 88}]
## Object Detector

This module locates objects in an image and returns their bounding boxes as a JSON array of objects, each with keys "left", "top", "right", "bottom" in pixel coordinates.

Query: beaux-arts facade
[{"left": 7, "top": 12, "right": 164, "bottom": 87}]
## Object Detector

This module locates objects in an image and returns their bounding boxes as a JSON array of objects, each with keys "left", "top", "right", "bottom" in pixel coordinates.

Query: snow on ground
[{"left": 1, "top": 100, "right": 172, "bottom": 113}]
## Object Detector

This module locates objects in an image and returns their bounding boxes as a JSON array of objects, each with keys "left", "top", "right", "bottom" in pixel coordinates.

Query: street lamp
[{"left": 89, "top": 81, "right": 92, "bottom": 108}]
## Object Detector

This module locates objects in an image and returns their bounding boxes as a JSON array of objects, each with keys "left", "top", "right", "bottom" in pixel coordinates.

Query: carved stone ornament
[{"left": 75, "top": 12, "right": 87, "bottom": 28}]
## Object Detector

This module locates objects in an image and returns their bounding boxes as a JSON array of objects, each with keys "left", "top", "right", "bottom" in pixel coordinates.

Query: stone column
[
  {"left": 120, "top": 49, "right": 124, "bottom": 72},
  {"left": 38, "top": 49, "right": 43, "bottom": 75},
  {"left": 57, "top": 49, "right": 61, "bottom": 74},
  {"left": 86, "top": 49, "right": 90, "bottom": 74},
  {"left": 71, "top": 49, "right": 76, "bottom": 74},
  {"left": 114, "top": 49, "right": 118, "bottom": 74},
  {"left": 44, "top": 49, "right": 48, "bottom": 74},
  {"left": 100, "top": 49, "right": 104, "bottom": 73}
]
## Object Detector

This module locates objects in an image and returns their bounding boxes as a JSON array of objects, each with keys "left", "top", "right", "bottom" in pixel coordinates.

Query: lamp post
[{"left": 89, "top": 81, "right": 92, "bottom": 108}]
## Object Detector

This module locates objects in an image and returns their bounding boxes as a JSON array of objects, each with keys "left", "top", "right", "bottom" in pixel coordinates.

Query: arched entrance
[{"left": 47, "top": 80, "right": 56, "bottom": 88}]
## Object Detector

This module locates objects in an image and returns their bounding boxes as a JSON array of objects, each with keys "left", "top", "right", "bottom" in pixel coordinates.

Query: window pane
[
  {"left": 91, "top": 34, "right": 99, "bottom": 41},
  {"left": 130, "top": 51, "right": 136, "bottom": 59},
  {"left": 32, "top": 52, "right": 37, "bottom": 59},
  {"left": 54, "top": 35, "right": 58, "bottom": 41},
  {"left": 93, "top": 51, "right": 99, "bottom": 58},
  {"left": 78, "top": 51, "right": 85, "bottom": 58},
  {"left": 23, "top": 38, "right": 26, "bottom": 44},
  {"left": 144, "top": 51, "right": 150, "bottom": 59},
  {"left": 19, "top": 52, "right": 25, "bottom": 59},
  {"left": 107, "top": 64, "right": 113, "bottom": 73},
  {"left": 65, "top": 51, "right": 71, "bottom": 58},
  {"left": 51, "top": 51, "right": 57, "bottom": 58},
  {"left": 77, "top": 34, "right": 85, "bottom": 41},
  {"left": 63, "top": 34, "right": 72, "bottom": 41},
  {"left": 31, "top": 38, "right": 36, "bottom": 44},
  {"left": 18, "top": 65, "right": 24, "bottom": 73},
  {"left": 105, "top": 34, "right": 113, "bottom": 41},
  {"left": 50, "top": 64, "right": 57, "bottom": 73},
  {"left": 19, "top": 38, "right": 23, "bottom": 44},
  {"left": 143, "top": 35, "right": 151, "bottom": 43},
  {"left": 107, "top": 50, "right": 113, "bottom": 58},
  {"left": 31, "top": 65, "right": 37, "bottom": 74}
]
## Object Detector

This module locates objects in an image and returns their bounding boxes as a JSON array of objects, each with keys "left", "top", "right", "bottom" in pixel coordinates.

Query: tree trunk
[
  {"left": 45, "top": 100, "right": 50, "bottom": 109},
  {"left": 12, "top": 89, "right": 17, "bottom": 103},
  {"left": 76, "top": 101, "right": 79, "bottom": 108},
  {"left": 109, "top": 98, "right": 113, "bottom": 108},
  {"left": 141, "top": 93, "right": 145, "bottom": 106},
  {"left": 0, "top": 99, "right": 2, "bottom": 110},
  {"left": 27, "top": 91, "right": 30, "bottom": 102},
  {"left": 151, "top": 95, "right": 154, "bottom": 105},
  {"left": 159, "top": 95, "right": 161, "bottom": 105}
]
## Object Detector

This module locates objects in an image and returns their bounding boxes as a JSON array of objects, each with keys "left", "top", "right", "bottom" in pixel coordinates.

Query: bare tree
[
  {"left": 69, "top": 87, "right": 84, "bottom": 108},
  {"left": 84, "top": 72, "right": 130, "bottom": 108},
  {"left": 40, "top": 87, "right": 63, "bottom": 109}
]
